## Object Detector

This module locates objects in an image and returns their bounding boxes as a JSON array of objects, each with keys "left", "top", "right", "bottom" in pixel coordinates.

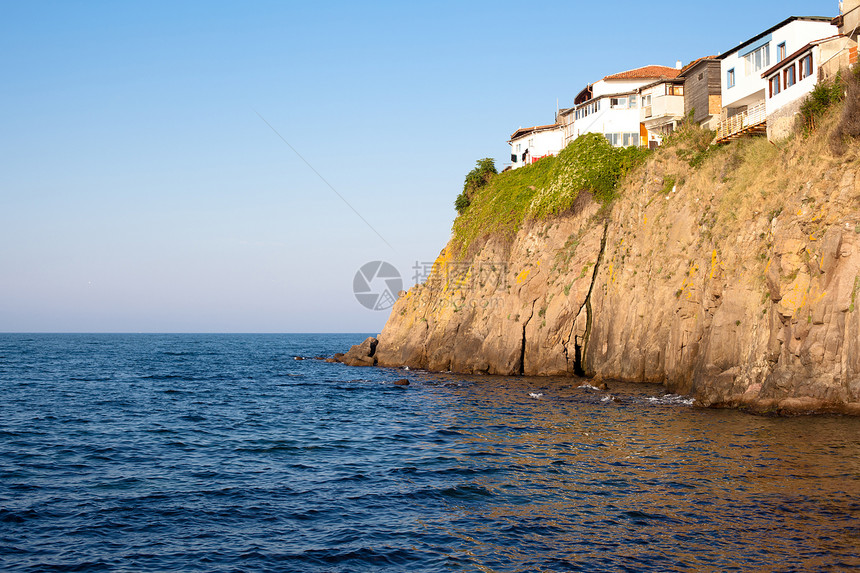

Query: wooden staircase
[{"left": 716, "top": 102, "right": 767, "bottom": 143}]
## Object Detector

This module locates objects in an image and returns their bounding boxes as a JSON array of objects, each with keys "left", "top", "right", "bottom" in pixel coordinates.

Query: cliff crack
[
  {"left": 573, "top": 219, "right": 609, "bottom": 376},
  {"left": 520, "top": 299, "right": 537, "bottom": 375}
]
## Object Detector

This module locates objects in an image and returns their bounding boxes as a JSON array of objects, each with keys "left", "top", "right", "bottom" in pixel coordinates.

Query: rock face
[
  {"left": 374, "top": 138, "right": 860, "bottom": 415},
  {"left": 338, "top": 337, "right": 378, "bottom": 367}
]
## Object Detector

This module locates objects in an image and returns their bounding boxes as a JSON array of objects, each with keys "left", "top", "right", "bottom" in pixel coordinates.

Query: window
[
  {"left": 777, "top": 42, "right": 786, "bottom": 62},
  {"left": 516, "top": 143, "right": 521, "bottom": 153},
  {"left": 629, "top": 94, "right": 638, "bottom": 108},
  {"left": 528, "top": 138, "right": 534, "bottom": 148},
  {"left": 642, "top": 94, "right": 652, "bottom": 107},
  {"left": 784, "top": 64, "right": 796, "bottom": 88},
  {"left": 727, "top": 68, "right": 736, "bottom": 88},
  {"left": 605, "top": 133, "right": 639, "bottom": 148},
  {"left": 769, "top": 75, "right": 781, "bottom": 97},
  {"left": 799, "top": 54, "right": 813, "bottom": 79},
  {"left": 744, "top": 44, "right": 770, "bottom": 75}
]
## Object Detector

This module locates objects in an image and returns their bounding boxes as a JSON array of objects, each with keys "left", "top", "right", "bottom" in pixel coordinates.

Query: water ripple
[{"left": 0, "top": 333, "right": 858, "bottom": 572}]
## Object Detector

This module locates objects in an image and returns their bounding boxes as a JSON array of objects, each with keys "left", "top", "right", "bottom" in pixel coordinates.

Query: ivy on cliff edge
[{"left": 451, "top": 134, "right": 649, "bottom": 257}]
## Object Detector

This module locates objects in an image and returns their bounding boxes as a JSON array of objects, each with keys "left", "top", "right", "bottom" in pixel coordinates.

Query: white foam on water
[
  {"left": 529, "top": 392, "right": 543, "bottom": 399},
  {"left": 646, "top": 394, "right": 695, "bottom": 406},
  {"left": 578, "top": 384, "right": 602, "bottom": 391}
]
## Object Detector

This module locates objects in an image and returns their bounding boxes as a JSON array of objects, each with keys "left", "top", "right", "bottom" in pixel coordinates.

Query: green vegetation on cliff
[
  {"left": 455, "top": 157, "right": 497, "bottom": 215},
  {"left": 452, "top": 134, "right": 648, "bottom": 257},
  {"left": 451, "top": 68, "right": 860, "bottom": 261}
]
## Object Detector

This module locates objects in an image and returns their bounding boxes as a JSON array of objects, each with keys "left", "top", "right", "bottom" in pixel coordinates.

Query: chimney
[{"left": 675, "top": 60, "right": 683, "bottom": 69}]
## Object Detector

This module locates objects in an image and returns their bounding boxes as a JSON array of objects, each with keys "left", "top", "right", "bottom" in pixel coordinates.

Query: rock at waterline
[
  {"left": 336, "top": 337, "right": 378, "bottom": 367},
  {"left": 393, "top": 379, "right": 410, "bottom": 386}
]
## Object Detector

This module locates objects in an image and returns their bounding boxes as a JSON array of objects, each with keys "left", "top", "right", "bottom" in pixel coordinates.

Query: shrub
[
  {"left": 662, "top": 117, "right": 716, "bottom": 167},
  {"left": 799, "top": 72, "right": 845, "bottom": 133},
  {"left": 454, "top": 157, "right": 497, "bottom": 214},
  {"left": 454, "top": 192, "right": 471, "bottom": 214}
]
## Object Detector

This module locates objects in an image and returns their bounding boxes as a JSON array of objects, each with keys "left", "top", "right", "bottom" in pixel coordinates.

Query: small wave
[
  {"left": 529, "top": 392, "right": 543, "bottom": 399},
  {"left": 646, "top": 394, "right": 695, "bottom": 406},
  {"left": 578, "top": 384, "right": 602, "bottom": 391}
]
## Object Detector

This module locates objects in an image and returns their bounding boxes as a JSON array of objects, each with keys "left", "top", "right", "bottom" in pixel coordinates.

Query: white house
[
  {"left": 560, "top": 65, "right": 682, "bottom": 148},
  {"left": 717, "top": 16, "right": 838, "bottom": 142},
  {"left": 508, "top": 123, "right": 564, "bottom": 170},
  {"left": 638, "top": 77, "right": 686, "bottom": 148},
  {"left": 763, "top": 34, "right": 854, "bottom": 140}
]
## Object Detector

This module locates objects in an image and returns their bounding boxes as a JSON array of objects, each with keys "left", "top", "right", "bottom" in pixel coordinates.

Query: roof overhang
[
  {"left": 718, "top": 16, "right": 834, "bottom": 60},
  {"left": 678, "top": 56, "right": 719, "bottom": 77},
  {"left": 637, "top": 77, "right": 685, "bottom": 91},
  {"left": 574, "top": 85, "right": 593, "bottom": 105},
  {"left": 508, "top": 123, "right": 561, "bottom": 143}
]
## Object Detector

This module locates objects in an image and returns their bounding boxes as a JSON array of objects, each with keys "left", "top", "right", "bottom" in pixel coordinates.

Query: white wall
[
  {"left": 765, "top": 47, "right": 819, "bottom": 116},
  {"left": 574, "top": 105, "right": 639, "bottom": 138},
  {"left": 509, "top": 127, "right": 564, "bottom": 169},
  {"left": 569, "top": 78, "right": 668, "bottom": 146},
  {"left": 592, "top": 78, "right": 655, "bottom": 97},
  {"left": 572, "top": 101, "right": 641, "bottom": 147},
  {"left": 641, "top": 83, "right": 685, "bottom": 120},
  {"left": 721, "top": 19, "right": 837, "bottom": 110}
]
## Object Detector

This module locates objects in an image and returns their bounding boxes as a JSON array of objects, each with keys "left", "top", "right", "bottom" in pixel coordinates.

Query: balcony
[
  {"left": 640, "top": 94, "right": 684, "bottom": 123},
  {"left": 716, "top": 102, "right": 767, "bottom": 143}
]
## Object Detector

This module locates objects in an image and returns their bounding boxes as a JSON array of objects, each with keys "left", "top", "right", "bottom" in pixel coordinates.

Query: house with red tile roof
[{"left": 558, "top": 64, "right": 682, "bottom": 148}]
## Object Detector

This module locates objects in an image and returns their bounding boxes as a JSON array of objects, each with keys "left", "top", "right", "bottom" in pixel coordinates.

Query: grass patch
[
  {"left": 662, "top": 117, "right": 717, "bottom": 167},
  {"left": 661, "top": 175, "right": 676, "bottom": 195},
  {"left": 851, "top": 276, "right": 860, "bottom": 313}
]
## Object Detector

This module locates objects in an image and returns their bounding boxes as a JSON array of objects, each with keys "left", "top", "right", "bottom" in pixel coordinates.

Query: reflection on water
[{"left": 413, "top": 374, "right": 860, "bottom": 571}]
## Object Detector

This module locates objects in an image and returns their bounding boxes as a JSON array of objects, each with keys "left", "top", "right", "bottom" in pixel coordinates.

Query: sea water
[{"left": 1, "top": 333, "right": 858, "bottom": 572}]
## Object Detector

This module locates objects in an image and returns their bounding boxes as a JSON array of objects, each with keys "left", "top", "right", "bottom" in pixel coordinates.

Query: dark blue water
[{"left": 1, "top": 334, "right": 859, "bottom": 572}]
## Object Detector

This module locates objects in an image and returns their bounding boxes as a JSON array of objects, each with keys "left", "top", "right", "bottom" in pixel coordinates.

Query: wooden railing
[{"left": 716, "top": 102, "right": 767, "bottom": 142}]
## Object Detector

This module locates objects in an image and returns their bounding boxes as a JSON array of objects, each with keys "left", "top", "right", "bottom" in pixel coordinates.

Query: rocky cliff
[{"left": 373, "top": 108, "right": 860, "bottom": 415}]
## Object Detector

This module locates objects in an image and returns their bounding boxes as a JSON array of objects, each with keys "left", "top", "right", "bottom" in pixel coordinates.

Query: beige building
[{"left": 836, "top": 0, "right": 860, "bottom": 59}]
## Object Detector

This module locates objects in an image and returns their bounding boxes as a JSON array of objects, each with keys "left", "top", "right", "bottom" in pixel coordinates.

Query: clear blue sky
[{"left": 0, "top": 0, "right": 838, "bottom": 332}]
